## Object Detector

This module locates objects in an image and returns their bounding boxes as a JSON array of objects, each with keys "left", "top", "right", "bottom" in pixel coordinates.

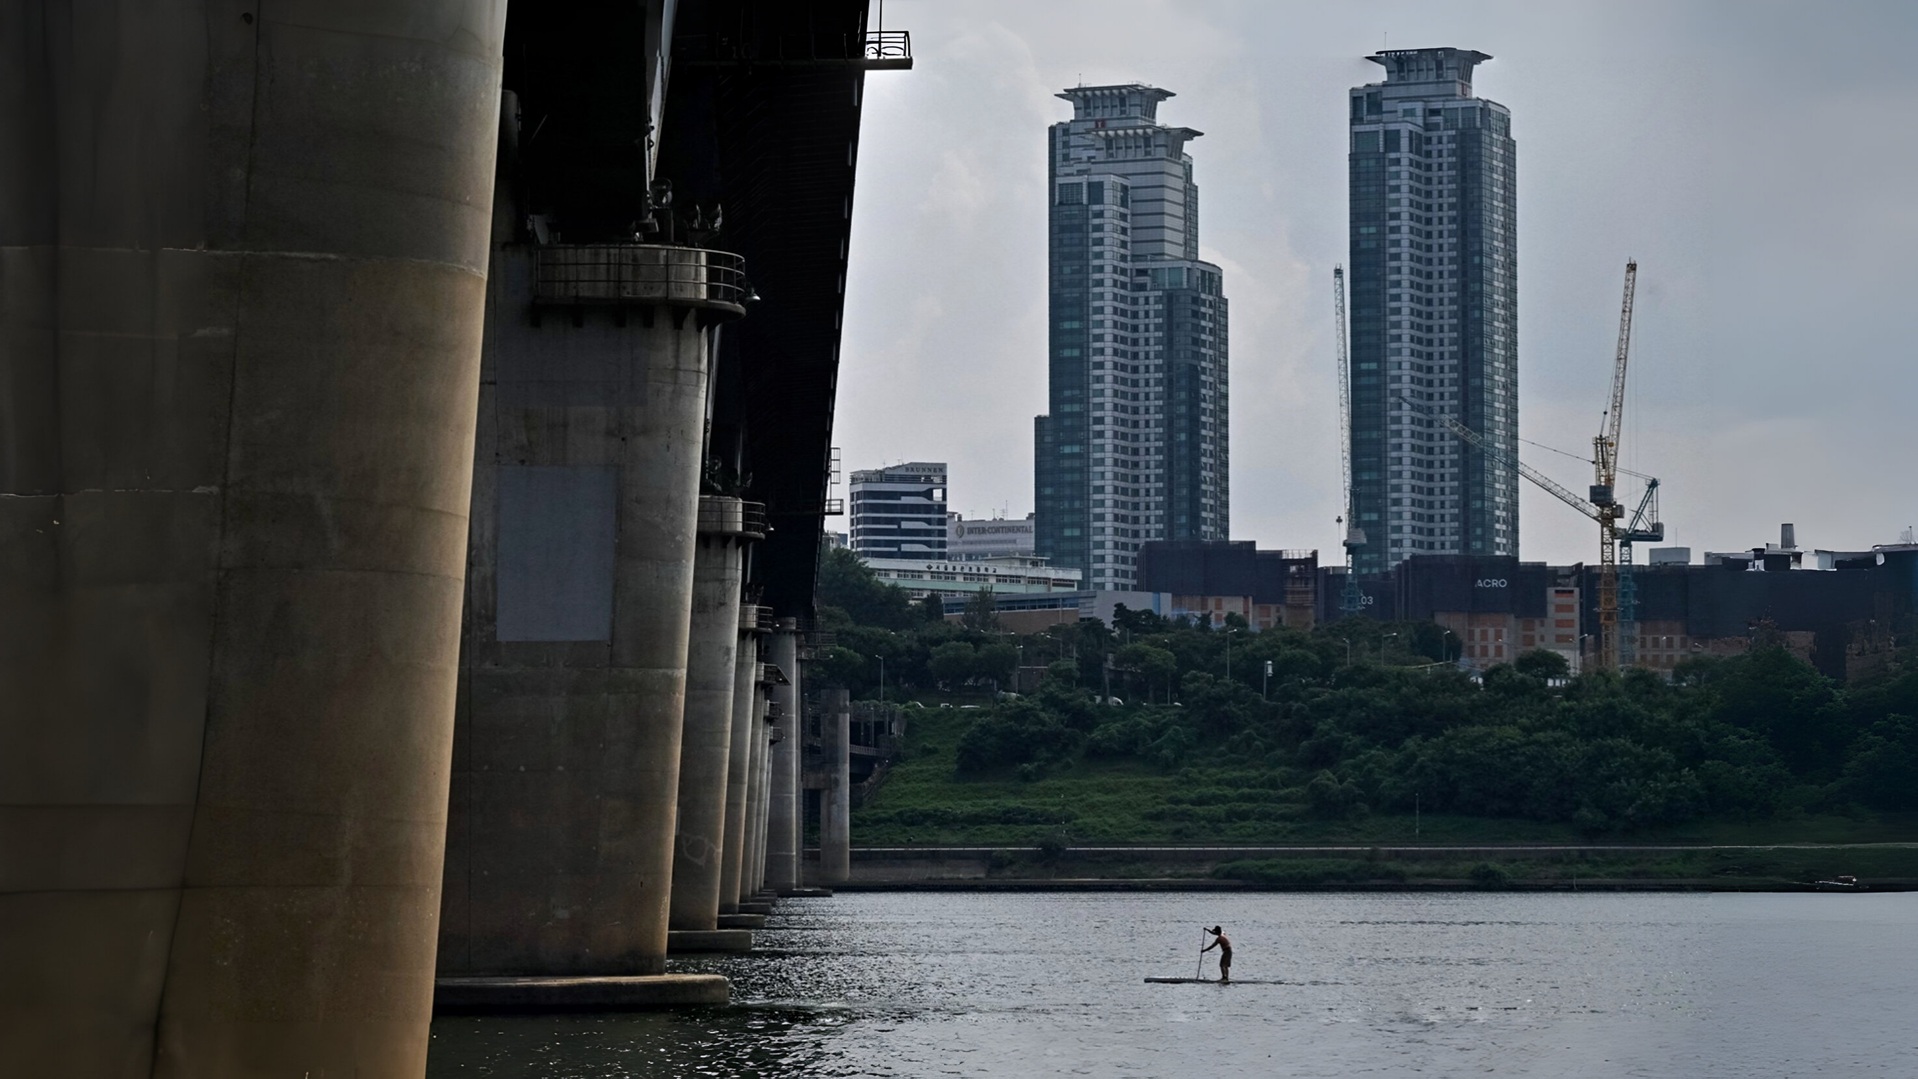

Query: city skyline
[{"left": 837, "top": 1, "right": 1918, "bottom": 567}]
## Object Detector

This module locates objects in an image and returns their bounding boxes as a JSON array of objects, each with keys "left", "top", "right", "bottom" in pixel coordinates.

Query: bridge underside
[
  {"left": 436, "top": 0, "right": 882, "bottom": 995},
  {"left": 3, "top": 0, "right": 893, "bottom": 1072}
]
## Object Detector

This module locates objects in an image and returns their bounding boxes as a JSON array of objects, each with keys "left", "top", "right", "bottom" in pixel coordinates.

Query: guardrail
[
  {"left": 697, "top": 496, "right": 770, "bottom": 539},
  {"left": 740, "top": 605, "right": 776, "bottom": 634},
  {"left": 533, "top": 244, "right": 748, "bottom": 316},
  {"left": 863, "top": 30, "right": 912, "bottom": 68},
  {"left": 674, "top": 30, "right": 912, "bottom": 70}
]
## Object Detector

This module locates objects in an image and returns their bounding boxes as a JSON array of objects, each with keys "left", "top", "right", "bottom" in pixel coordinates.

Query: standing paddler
[{"left": 1202, "top": 925, "right": 1233, "bottom": 983}]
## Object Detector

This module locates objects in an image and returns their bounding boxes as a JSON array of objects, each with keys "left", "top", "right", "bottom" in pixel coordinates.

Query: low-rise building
[
  {"left": 865, "top": 554, "right": 1081, "bottom": 602},
  {"left": 1135, "top": 540, "right": 1319, "bottom": 630},
  {"left": 1320, "top": 532, "right": 1918, "bottom": 679},
  {"left": 937, "top": 588, "right": 1174, "bottom": 634}
]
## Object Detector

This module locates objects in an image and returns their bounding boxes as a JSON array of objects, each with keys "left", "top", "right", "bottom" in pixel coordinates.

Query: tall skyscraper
[
  {"left": 1347, "top": 49, "right": 1517, "bottom": 574},
  {"left": 850, "top": 462, "right": 948, "bottom": 558},
  {"left": 1035, "top": 84, "right": 1229, "bottom": 592}
]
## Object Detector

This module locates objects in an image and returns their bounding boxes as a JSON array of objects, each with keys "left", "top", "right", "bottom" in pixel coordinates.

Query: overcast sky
[{"left": 835, "top": 0, "right": 1918, "bottom": 566}]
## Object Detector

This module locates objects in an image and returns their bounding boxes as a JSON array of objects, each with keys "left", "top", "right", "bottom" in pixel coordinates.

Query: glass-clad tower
[
  {"left": 1035, "top": 84, "right": 1229, "bottom": 591},
  {"left": 1348, "top": 49, "right": 1516, "bottom": 574}
]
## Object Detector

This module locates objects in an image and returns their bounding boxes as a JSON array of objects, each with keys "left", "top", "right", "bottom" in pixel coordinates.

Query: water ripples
[{"left": 430, "top": 891, "right": 1918, "bottom": 1078}]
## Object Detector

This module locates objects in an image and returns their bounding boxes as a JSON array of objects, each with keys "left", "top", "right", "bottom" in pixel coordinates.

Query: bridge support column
[
  {"left": 668, "top": 500, "right": 760, "bottom": 931},
  {"left": 719, "top": 610, "right": 763, "bottom": 912},
  {"left": 749, "top": 668, "right": 776, "bottom": 898},
  {"left": 0, "top": 6, "right": 506, "bottom": 1076},
  {"left": 819, "top": 689, "right": 853, "bottom": 884},
  {"left": 437, "top": 240, "right": 747, "bottom": 982},
  {"left": 748, "top": 680, "right": 774, "bottom": 895},
  {"left": 766, "top": 621, "right": 804, "bottom": 891}
]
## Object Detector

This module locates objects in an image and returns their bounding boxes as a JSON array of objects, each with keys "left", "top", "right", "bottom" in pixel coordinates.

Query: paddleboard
[{"left": 1143, "top": 977, "right": 1285, "bottom": 984}]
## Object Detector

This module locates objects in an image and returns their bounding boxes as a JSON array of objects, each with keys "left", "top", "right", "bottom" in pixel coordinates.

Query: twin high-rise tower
[
  {"left": 1036, "top": 51, "right": 1516, "bottom": 591},
  {"left": 1347, "top": 49, "right": 1518, "bottom": 573},
  {"left": 1034, "top": 85, "right": 1230, "bottom": 591}
]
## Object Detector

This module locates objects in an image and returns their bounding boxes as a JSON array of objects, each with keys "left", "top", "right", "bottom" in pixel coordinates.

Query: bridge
[{"left": 0, "top": 1, "right": 905, "bottom": 1073}]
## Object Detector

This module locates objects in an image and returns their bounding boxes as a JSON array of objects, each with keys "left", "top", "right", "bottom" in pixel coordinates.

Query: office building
[
  {"left": 1035, "top": 84, "right": 1230, "bottom": 593},
  {"left": 1348, "top": 48, "right": 1517, "bottom": 574},
  {"left": 849, "top": 462, "right": 948, "bottom": 558}
]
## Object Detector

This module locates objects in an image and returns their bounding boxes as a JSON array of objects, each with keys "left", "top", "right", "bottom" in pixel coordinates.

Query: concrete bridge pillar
[
  {"left": 749, "top": 663, "right": 778, "bottom": 896},
  {"left": 766, "top": 621, "right": 804, "bottom": 891},
  {"left": 668, "top": 500, "right": 762, "bottom": 930},
  {"left": 0, "top": 4, "right": 506, "bottom": 1074},
  {"left": 748, "top": 670, "right": 775, "bottom": 894},
  {"left": 819, "top": 689, "right": 854, "bottom": 884},
  {"left": 719, "top": 608, "right": 765, "bottom": 912},
  {"left": 436, "top": 239, "right": 748, "bottom": 980}
]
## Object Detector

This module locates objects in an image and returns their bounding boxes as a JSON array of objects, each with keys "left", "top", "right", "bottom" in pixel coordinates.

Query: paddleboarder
[{"left": 1202, "top": 925, "right": 1232, "bottom": 983}]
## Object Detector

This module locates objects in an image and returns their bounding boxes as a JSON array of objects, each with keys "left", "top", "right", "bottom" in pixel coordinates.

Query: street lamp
[
  {"left": 873, "top": 653, "right": 886, "bottom": 704},
  {"left": 1223, "top": 626, "right": 1237, "bottom": 682},
  {"left": 1262, "top": 659, "right": 1273, "bottom": 701},
  {"left": 1440, "top": 627, "right": 1458, "bottom": 664},
  {"left": 1381, "top": 631, "right": 1399, "bottom": 664},
  {"left": 1340, "top": 637, "right": 1353, "bottom": 666}
]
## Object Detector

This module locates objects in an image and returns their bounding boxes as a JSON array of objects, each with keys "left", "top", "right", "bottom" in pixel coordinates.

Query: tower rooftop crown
[
  {"left": 1365, "top": 48, "right": 1492, "bottom": 91},
  {"left": 1057, "top": 83, "right": 1175, "bottom": 123}
]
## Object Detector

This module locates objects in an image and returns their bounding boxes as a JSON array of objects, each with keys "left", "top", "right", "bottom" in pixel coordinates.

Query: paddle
[{"left": 1195, "top": 926, "right": 1207, "bottom": 979}]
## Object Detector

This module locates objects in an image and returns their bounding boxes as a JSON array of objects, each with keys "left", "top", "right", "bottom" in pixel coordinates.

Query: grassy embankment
[{"left": 853, "top": 708, "right": 1918, "bottom": 887}]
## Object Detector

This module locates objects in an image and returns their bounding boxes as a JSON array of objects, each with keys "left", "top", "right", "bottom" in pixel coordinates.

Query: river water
[{"left": 428, "top": 891, "right": 1918, "bottom": 1077}]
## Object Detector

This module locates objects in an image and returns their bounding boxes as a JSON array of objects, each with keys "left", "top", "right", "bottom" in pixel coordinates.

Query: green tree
[
  {"left": 1111, "top": 603, "right": 1167, "bottom": 635},
  {"left": 1043, "top": 659, "right": 1079, "bottom": 689},
  {"left": 1116, "top": 642, "right": 1177, "bottom": 703},
  {"left": 1305, "top": 769, "right": 1365, "bottom": 819},
  {"left": 962, "top": 588, "right": 1000, "bottom": 632},
  {"left": 954, "top": 700, "right": 1082, "bottom": 775},
  {"left": 918, "top": 590, "right": 948, "bottom": 623},
  {"left": 1839, "top": 714, "right": 1918, "bottom": 810},
  {"left": 1703, "top": 646, "right": 1844, "bottom": 775},
  {"left": 976, "top": 641, "right": 1019, "bottom": 691},
  {"left": 812, "top": 645, "right": 869, "bottom": 690},
  {"left": 1514, "top": 649, "right": 1571, "bottom": 682},
  {"left": 928, "top": 641, "right": 978, "bottom": 688},
  {"left": 817, "top": 547, "right": 916, "bottom": 629}
]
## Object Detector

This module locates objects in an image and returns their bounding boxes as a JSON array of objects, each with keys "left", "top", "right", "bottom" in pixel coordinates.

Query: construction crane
[
  {"left": 1333, "top": 265, "right": 1365, "bottom": 616},
  {"left": 1417, "top": 408, "right": 1662, "bottom": 668},
  {"left": 1588, "top": 262, "right": 1639, "bottom": 671},
  {"left": 1408, "top": 260, "right": 1661, "bottom": 671},
  {"left": 1522, "top": 433, "right": 1663, "bottom": 664}
]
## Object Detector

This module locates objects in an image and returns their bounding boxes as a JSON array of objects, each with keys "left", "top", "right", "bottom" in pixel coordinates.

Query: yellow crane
[
  {"left": 1408, "top": 261, "right": 1659, "bottom": 671},
  {"left": 1590, "top": 261, "right": 1638, "bottom": 671},
  {"left": 1334, "top": 266, "right": 1365, "bottom": 615}
]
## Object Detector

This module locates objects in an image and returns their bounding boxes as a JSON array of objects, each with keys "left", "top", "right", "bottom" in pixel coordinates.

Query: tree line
[{"left": 816, "top": 548, "right": 1918, "bottom": 832}]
